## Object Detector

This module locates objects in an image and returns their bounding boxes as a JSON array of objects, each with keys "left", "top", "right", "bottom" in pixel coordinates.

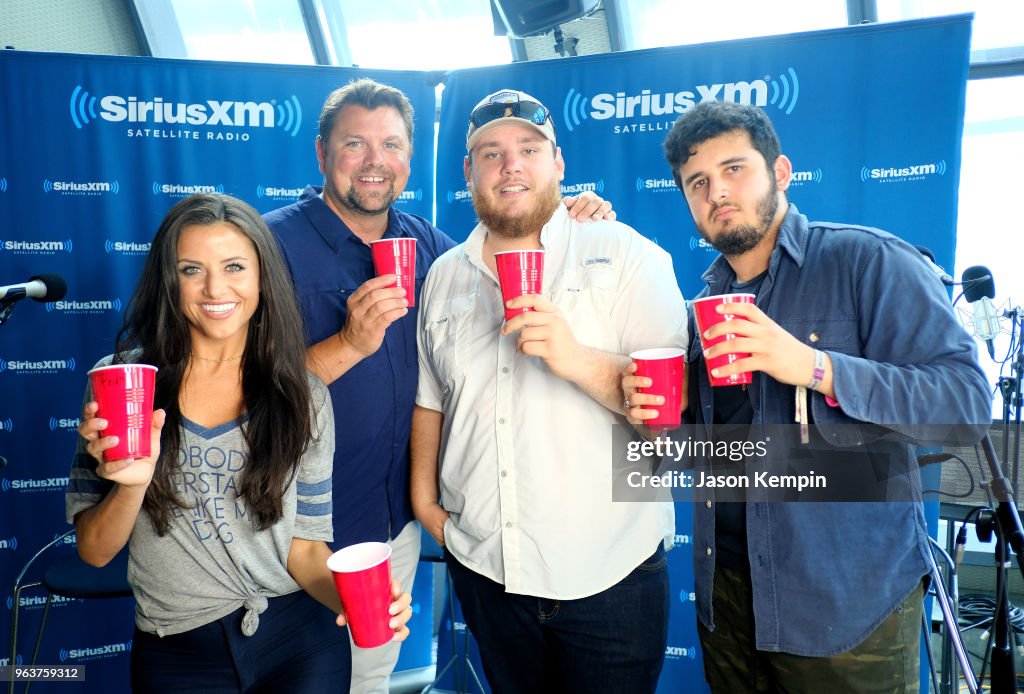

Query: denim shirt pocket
[
  {"left": 297, "top": 281, "right": 356, "bottom": 344},
  {"left": 780, "top": 316, "right": 865, "bottom": 445}
]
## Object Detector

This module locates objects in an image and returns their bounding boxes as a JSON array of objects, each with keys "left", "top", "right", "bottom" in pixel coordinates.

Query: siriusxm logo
[
  {"left": 0, "top": 536, "right": 17, "bottom": 550},
  {"left": 860, "top": 160, "right": 946, "bottom": 183},
  {"left": 0, "top": 177, "right": 8, "bottom": 192},
  {"left": 0, "top": 357, "right": 76, "bottom": 374},
  {"left": 446, "top": 188, "right": 473, "bottom": 204},
  {"left": 70, "top": 86, "right": 303, "bottom": 137},
  {"left": 6, "top": 593, "right": 75, "bottom": 611},
  {"left": 790, "top": 168, "right": 823, "bottom": 185},
  {"left": 396, "top": 188, "right": 424, "bottom": 203},
  {"left": 665, "top": 645, "right": 698, "bottom": 660},
  {"left": 60, "top": 640, "right": 132, "bottom": 662},
  {"left": 673, "top": 534, "right": 692, "bottom": 545},
  {"left": 679, "top": 588, "right": 696, "bottom": 603},
  {"left": 43, "top": 178, "right": 119, "bottom": 195},
  {"left": 152, "top": 181, "right": 224, "bottom": 196},
  {"left": 46, "top": 297, "right": 122, "bottom": 315},
  {"left": 104, "top": 239, "right": 151, "bottom": 255},
  {"left": 50, "top": 416, "right": 82, "bottom": 432},
  {"left": 1, "top": 239, "right": 73, "bottom": 255},
  {"left": 561, "top": 180, "right": 605, "bottom": 195},
  {"left": 0, "top": 417, "right": 12, "bottom": 432},
  {"left": 256, "top": 185, "right": 304, "bottom": 199},
  {"left": 688, "top": 237, "right": 716, "bottom": 253},
  {"left": 563, "top": 68, "right": 800, "bottom": 132},
  {"left": 635, "top": 177, "right": 677, "bottom": 193},
  {"left": 54, "top": 531, "right": 78, "bottom": 546},
  {"left": 1, "top": 476, "right": 70, "bottom": 492}
]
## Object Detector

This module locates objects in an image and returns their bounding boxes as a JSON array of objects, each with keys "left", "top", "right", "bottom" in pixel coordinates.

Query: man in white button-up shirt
[{"left": 411, "top": 89, "right": 688, "bottom": 693}]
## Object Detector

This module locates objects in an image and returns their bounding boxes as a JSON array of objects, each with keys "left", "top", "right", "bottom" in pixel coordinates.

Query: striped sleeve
[{"left": 294, "top": 375, "right": 334, "bottom": 542}]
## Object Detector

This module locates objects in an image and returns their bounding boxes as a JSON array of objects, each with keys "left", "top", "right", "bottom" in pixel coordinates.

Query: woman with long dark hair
[{"left": 67, "top": 194, "right": 411, "bottom": 692}]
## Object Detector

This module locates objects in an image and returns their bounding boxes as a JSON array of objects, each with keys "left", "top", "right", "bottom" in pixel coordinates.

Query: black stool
[{"left": 8, "top": 529, "right": 132, "bottom": 694}]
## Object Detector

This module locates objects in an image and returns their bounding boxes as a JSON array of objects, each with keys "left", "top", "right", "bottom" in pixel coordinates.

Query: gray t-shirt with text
[{"left": 66, "top": 361, "right": 334, "bottom": 638}]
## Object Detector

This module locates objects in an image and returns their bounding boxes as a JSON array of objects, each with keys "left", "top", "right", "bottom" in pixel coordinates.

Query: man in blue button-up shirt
[
  {"left": 626, "top": 101, "right": 990, "bottom": 692},
  {"left": 265, "top": 79, "right": 614, "bottom": 694}
]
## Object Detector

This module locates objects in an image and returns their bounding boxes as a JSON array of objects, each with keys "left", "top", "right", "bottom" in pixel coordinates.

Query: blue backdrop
[
  {"left": 0, "top": 52, "right": 436, "bottom": 691},
  {"left": 1, "top": 13, "right": 970, "bottom": 693}
]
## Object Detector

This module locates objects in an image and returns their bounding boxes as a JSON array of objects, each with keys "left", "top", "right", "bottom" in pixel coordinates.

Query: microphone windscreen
[
  {"left": 28, "top": 273, "right": 68, "bottom": 302},
  {"left": 961, "top": 265, "right": 995, "bottom": 302}
]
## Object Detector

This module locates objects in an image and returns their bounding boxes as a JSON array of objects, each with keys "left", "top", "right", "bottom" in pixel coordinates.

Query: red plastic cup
[
  {"left": 494, "top": 250, "right": 544, "bottom": 321},
  {"left": 630, "top": 348, "right": 686, "bottom": 431},
  {"left": 692, "top": 293, "right": 755, "bottom": 387},
  {"left": 327, "top": 542, "right": 393, "bottom": 649},
  {"left": 370, "top": 238, "right": 417, "bottom": 307},
  {"left": 88, "top": 364, "right": 158, "bottom": 462}
]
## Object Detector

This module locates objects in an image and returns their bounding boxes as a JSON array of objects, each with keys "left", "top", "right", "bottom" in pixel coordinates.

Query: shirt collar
[
  {"left": 701, "top": 203, "right": 808, "bottom": 292},
  {"left": 464, "top": 202, "right": 570, "bottom": 281},
  {"left": 298, "top": 185, "right": 411, "bottom": 252}
]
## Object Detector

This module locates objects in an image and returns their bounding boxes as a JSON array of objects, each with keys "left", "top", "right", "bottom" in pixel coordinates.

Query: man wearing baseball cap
[{"left": 410, "top": 89, "right": 688, "bottom": 692}]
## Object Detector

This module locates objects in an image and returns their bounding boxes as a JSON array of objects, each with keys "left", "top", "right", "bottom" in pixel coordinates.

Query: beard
[
  {"left": 471, "top": 178, "right": 562, "bottom": 239},
  {"left": 698, "top": 183, "right": 779, "bottom": 257},
  {"left": 334, "top": 166, "right": 398, "bottom": 216}
]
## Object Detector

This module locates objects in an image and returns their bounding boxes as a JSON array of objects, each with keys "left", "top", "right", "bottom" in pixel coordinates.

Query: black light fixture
[{"left": 490, "top": 0, "right": 601, "bottom": 39}]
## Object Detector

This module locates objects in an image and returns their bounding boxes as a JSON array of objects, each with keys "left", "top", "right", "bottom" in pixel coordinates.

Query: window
[
  {"left": 953, "top": 75, "right": 1024, "bottom": 412},
  {"left": 621, "top": 0, "right": 848, "bottom": 51},
  {"left": 332, "top": 0, "right": 511, "bottom": 70},
  {"left": 139, "top": 0, "right": 315, "bottom": 64},
  {"left": 877, "top": 0, "right": 1024, "bottom": 53}
]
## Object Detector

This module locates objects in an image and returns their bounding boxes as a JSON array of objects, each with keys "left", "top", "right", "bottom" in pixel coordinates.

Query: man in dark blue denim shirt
[
  {"left": 625, "top": 101, "right": 990, "bottom": 692},
  {"left": 265, "top": 79, "right": 614, "bottom": 693}
]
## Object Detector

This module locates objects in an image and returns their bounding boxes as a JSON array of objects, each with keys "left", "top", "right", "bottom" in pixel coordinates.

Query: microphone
[
  {"left": 962, "top": 265, "right": 1000, "bottom": 358},
  {"left": 914, "top": 245, "right": 954, "bottom": 286},
  {"left": 917, "top": 452, "right": 955, "bottom": 466},
  {"left": 0, "top": 274, "right": 68, "bottom": 303}
]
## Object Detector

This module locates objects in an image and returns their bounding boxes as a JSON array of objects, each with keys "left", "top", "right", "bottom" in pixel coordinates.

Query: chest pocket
[
  {"left": 779, "top": 316, "right": 858, "bottom": 355},
  {"left": 297, "top": 282, "right": 356, "bottom": 344},
  {"left": 422, "top": 294, "right": 476, "bottom": 391},
  {"left": 551, "top": 264, "right": 619, "bottom": 353}
]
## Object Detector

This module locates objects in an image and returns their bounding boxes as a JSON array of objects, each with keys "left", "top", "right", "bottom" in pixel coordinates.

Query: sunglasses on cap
[{"left": 469, "top": 99, "right": 550, "bottom": 129}]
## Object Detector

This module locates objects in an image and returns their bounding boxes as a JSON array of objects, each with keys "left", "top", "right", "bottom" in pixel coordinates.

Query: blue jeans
[
  {"left": 445, "top": 544, "right": 669, "bottom": 694},
  {"left": 131, "top": 590, "right": 350, "bottom": 693}
]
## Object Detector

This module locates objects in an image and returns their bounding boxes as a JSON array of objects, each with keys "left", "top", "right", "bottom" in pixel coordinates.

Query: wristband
[{"left": 806, "top": 349, "right": 826, "bottom": 391}]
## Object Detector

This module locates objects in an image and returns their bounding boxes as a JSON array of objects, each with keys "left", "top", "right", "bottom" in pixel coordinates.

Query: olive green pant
[{"left": 698, "top": 564, "right": 923, "bottom": 693}]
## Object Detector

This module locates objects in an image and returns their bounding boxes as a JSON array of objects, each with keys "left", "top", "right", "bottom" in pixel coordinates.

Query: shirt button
[
  {"left": 498, "top": 417, "right": 506, "bottom": 424},
  {"left": 501, "top": 366, "right": 510, "bottom": 374},
  {"left": 705, "top": 499, "right": 712, "bottom": 508},
  {"left": 501, "top": 470, "right": 508, "bottom": 477},
  {"left": 505, "top": 521, "right": 513, "bottom": 528},
  {"left": 809, "top": 332, "right": 820, "bottom": 343},
  {"left": 706, "top": 546, "right": 712, "bottom": 556}
]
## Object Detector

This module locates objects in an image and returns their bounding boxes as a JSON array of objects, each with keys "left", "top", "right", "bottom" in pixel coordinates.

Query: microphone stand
[
  {"left": 976, "top": 434, "right": 1024, "bottom": 693},
  {"left": 997, "top": 306, "right": 1023, "bottom": 504},
  {"left": 0, "top": 296, "right": 17, "bottom": 326},
  {"left": 928, "top": 535, "right": 978, "bottom": 693}
]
